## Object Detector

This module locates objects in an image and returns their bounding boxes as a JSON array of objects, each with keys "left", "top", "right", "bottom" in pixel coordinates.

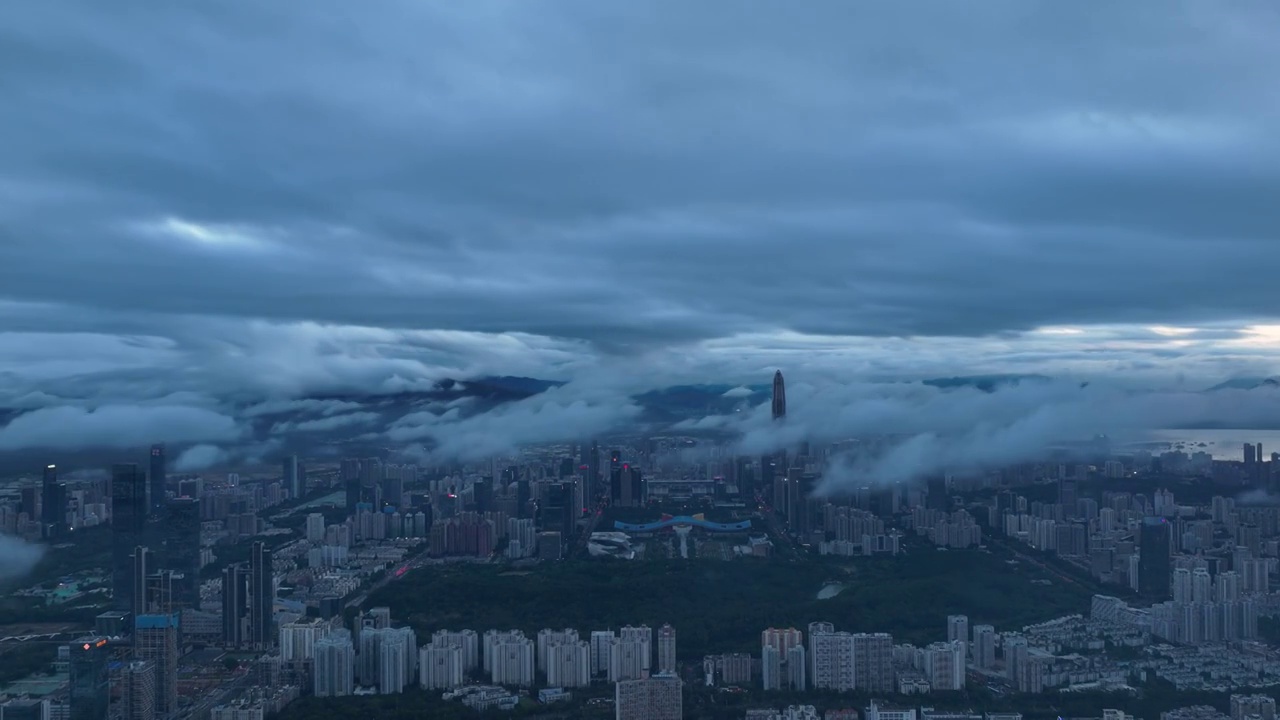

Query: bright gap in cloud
[
  {"left": 1226, "top": 325, "right": 1280, "bottom": 349},
  {"left": 143, "top": 217, "right": 274, "bottom": 251},
  {"left": 1148, "top": 325, "right": 1198, "bottom": 337}
]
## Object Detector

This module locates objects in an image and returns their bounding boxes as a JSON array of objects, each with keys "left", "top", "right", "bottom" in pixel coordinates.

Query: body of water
[
  {"left": 816, "top": 583, "right": 845, "bottom": 600},
  {"left": 1120, "top": 429, "right": 1280, "bottom": 460}
]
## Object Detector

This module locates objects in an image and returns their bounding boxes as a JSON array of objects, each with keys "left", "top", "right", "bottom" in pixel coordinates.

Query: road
[
  {"left": 177, "top": 666, "right": 254, "bottom": 720},
  {"left": 573, "top": 502, "right": 609, "bottom": 556},
  {"left": 986, "top": 535, "right": 1098, "bottom": 594},
  {"left": 345, "top": 544, "right": 435, "bottom": 609}
]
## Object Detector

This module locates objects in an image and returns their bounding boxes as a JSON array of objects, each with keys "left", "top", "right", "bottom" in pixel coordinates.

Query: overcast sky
[{"left": 3, "top": 2, "right": 1280, "bottom": 458}]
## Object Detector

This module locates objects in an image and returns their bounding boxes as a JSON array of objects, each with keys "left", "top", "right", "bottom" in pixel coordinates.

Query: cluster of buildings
[
  {"left": 736, "top": 697, "right": 1276, "bottom": 720},
  {"left": 301, "top": 612, "right": 679, "bottom": 694},
  {"left": 702, "top": 622, "right": 956, "bottom": 695},
  {"left": 280, "top": 610, "right": 685, "bottom": 720},
  {"left": 994, "top": 483, "right": 1276, "bottom": 646}
]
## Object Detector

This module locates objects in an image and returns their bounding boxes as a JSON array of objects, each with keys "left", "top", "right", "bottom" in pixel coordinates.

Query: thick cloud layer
[
  {"left": 686, "top": 379, "right": 1280, "bottom": 492},
  {"left": 2, "top": 3, "right": 1280, "bottom": 463},
  {"left": 0, "top": 404, "right": 242, "bottom": 451},
  {"left": 2, "top": 3, "right": 1279, "bottom": 345}
]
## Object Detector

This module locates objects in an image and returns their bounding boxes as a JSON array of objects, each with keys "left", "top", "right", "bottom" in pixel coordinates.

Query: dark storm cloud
[
  {"left": 1, "top": 1, "right": 1279, "bottom": 346},
  {"left": 4, "top": 1, "right": 1280, "bottom": 458}
]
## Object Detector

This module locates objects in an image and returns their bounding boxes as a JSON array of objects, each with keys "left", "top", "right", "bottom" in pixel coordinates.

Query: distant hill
[
  {"left": 633, "top": 384, "right": 768, "bottom": 423},
  {"left": 1207, "top": 378, "right": 1280, "bottom": 392},
  {"left": 922, "top": 374, "right": 1052, "bottom": 392}
]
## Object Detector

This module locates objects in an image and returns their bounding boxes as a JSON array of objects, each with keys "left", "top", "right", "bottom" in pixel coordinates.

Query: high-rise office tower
[
  {"left": 617, "top": 465, "right": 640, "bottom": 507},
  {"left": 515, "top": 478, "right": 532, "bottom": 519},
  {"left": 149, "top": 445, "right": 166, "bottom": 514},
  {"left": 360, "top": 458, "right": 382, "bottom": 507},
  {"left": 588, "top": 440, "right": 600, "bottom": 501},
  {"left": 771, "top": 370, "right": 786, "bottom": 420},
  {"left": 222, "top": 563, "right": 248, "bottom": 648},
  {"left": 656, "top": 624, "right": 677, "bottom": 674},
  {"left": 1139, "top": 517, "right": 1173, "bottom": 600},
  {"left": 608, "top": 450, "right": 622, "bottom": 502},
  {"left": 539, "top": 483, "right": 573, "bottom": 537},
  {"left": 68, "top": 637, "right": 110, "bottom": 720},
  {"left": 111, "top": 464, "right": 148, "bottom": 612},
  {"left": 249, "top": 541, "right": 274, "bottom": 648},
  {"left": 1058, "top": 478, "right": 1078, "bottom": 516},
  {"left": 131, "top": 547, "right": 151, "bottom": 619},
  {"left": 282, "top": 455, "right": 300, "bottom": 500},
  {"left": 472, "top": 479, "right": 492, "bottom": 514},
  {"left": 160, "top": 498, "right": 200, "bottom": 608},
  {"left": 134, "top": 614, "right": 178, "bottom": 715},
  {"left": 41, "top": 464, "right": 67, "bottom": 538}
]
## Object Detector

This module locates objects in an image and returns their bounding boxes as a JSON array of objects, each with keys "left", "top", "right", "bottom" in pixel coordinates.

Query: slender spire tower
[{"left": 771, "top": 370, "right": 786, "bottom": 420}]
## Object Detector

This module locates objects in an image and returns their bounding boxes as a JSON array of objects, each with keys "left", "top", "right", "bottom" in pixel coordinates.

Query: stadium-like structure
[{"left": 613, "top": 513, "right": 752, "bottom": 533}]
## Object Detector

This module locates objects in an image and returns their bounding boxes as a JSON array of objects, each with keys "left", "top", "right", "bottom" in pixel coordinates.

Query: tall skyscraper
[
  {"left": 131, "top": 547, "right": 151, "bottom": 620},
  {"left": 1139, "top": 516, "right": 1173, "bottom": 600},
  {"left": 68, "top": 637, "right": 110, "bottom": 720},
  {"left": 656, "top": 624, "right": 677, "bottom": 674},
  {"left": 149, "top": 445, "right": 166, "bottom": 514},
  {"left": 222, "top": 563, "right": 248, "bottom": 648},
  {"left": 249, "top": 541, "right": 274, "bottom": 648},
  {"left": 771, "top": 370, "right": 786, "bottom": 420},
  {"left": 588, "top": 440, "right": 601, "bottom": 501},
  {"left": 617, "top": 465, "right": 640, "bottom": 507},
  {"left": 111, "top": 464, "right": 148, "bottom": 612},
  {"left": 161, "top": 498, "right": 200, "bottom": 608},
  {"left": 282, "top": 455, "right": 301, "bottom": 500},
  {"left": 134, "top": 614, "right": 178, "bottom": 716},
  {"left": 41, "top": 464, "right": 67, "bottom": 538}
]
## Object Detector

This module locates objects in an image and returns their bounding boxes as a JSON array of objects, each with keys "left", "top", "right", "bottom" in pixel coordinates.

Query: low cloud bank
[
  {"left": 0, "top": 536, "right": 44, "bottom": 580},
  {"left": 0, "top": 404, "right": 242, "bottom": 451},
  {"left": 675, "top": 379, "right": 1280, "bottom": 494}
]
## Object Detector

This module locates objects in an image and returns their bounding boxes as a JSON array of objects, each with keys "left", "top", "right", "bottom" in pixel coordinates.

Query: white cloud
[
  {"left": 174, "top": 444, "right": 231, "bottom": 471},
  {"left": 0, "top": 405, "right": 243, "bottom": 450},
  {"left": 0, "top": 535, "right": 43, "bottom": 580}
]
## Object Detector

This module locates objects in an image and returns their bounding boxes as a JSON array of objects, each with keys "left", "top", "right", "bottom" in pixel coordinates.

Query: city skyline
[{"left": 3, "top": 4, "right": 1279, "bottom": 720}]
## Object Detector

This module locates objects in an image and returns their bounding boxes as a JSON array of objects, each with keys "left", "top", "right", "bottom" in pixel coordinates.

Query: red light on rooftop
[{"left": 623, "top": 464, "right": 629, "bottom": 470}]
